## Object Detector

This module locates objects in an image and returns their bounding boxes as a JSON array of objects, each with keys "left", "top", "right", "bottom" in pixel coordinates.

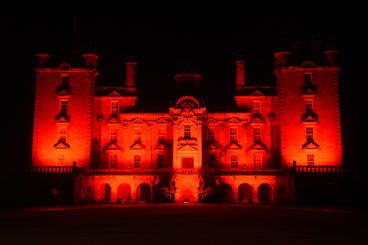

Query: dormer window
[{"left": 111, "top": 101, "right": 119, "bottom": 118}]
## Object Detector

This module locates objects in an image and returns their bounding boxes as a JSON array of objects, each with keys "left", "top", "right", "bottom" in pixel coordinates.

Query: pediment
[
  {"left": 249, "top": 142, "right": 267, "bottom": 150},
  {"left": 155, "top": 117, "right": 168, "bottom": 124},
  {"left": 302, "top": 141, "right": 320, "bottom": 149},
  {"left": 130, "top": 142, "right": 145, "bottom": 150},
  {"left": 104, "top": 143, "right": 122, "bottom": 151},
  {"left": 154, "top": 143, "right": 169, "bottom": 150},
  {"left": 303, "top": 88, "right": 316, "bottom": 95},
  {"left": 228, "top": 117, "right": 241, "bottom": 124},
  {"left": 55, "top": 115, "right": 70, "bottom": 123},
  {"left": 250, "top": 90, "right": 263, "bottom": 96},
  {"left": 131, "top": 118, "right": 145, "bottom": 124},
  {"left": 302, "top": 113, "right": 318, "bottom": 122},
  {"left": 250, "top": 115, "right": 264, "bottom": 124},
  {"left": 106, "top": 117, "right": 121, "bottom": 124},
  {"left": 225, "top": 142, "right": 242, "bottom": 150},
  {"left": 206, "top": 117, "right": 218, "bottom": 124},
  {"left": 108, "top": 91, "right": 122, "bottom": 97},
  {"left": 57, "top": 89, "right": 70, "bottom": 96},
  {"left": 177, "top": 144, "right": 198, "bottom": 151},
  {"left": 53, "top": 141, "right": 70, "bottom": 149},
  {"left": 206, "top": 142, "right": 219, "bottom": 149},
  {"left": 55, "top": 113, "right": 70, "bottom": 123}
]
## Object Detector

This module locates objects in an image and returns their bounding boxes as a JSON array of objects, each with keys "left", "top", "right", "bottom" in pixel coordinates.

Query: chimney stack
[
  {"left": 274, "top": 51, "right": 290, "bottom": 67},
  {"left": 36, "top": 53, "right": 49, "bottom": 67},
  {"left": 82, "top": 53, "right": 98, "bottom": 68},
  {"left": 324, "top": 51, "right": 339, "bottom": 66},
  {"left": 125, "top": 60, "right": 137, "bottom": 87},
  {"left": 235, "top": 57, "right": 246, "bottom": 87}
]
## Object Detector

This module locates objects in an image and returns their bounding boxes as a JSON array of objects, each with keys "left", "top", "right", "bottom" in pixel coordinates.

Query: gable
[
  {"left": 227, "top": 117, "right": 241, "bottom": 124},
  {"left": 131, "top": 118, "right": 145, "bottom": 124},
  {"left": 155, "top": 117, "right": 168, "bottom": 124},
  {"left": 130, "top": 142, "right": 146, "bottom": 150},
  {"left": 302, "top": 141, "right": 320, "bottom": 149},
  {"left": 250, "top": 90, "right": 263, "bottom": 96},
  {"left": 104, "top": 143, "right": 122, "bottom": 151},
  {"left": 177, "top": 145, "right": 198, "bottom": 151},
  {"left": 206, "top": 117, "right": 218, "bottom": 124},
  {"left": 249, "top": 142, "right": 268, "bottom": 150},
  {"left": 53, "top": 142, "right": 70, "bottom": 149},
  {"left": 107, "top": 91, "right": 122, "bottom": 97}
]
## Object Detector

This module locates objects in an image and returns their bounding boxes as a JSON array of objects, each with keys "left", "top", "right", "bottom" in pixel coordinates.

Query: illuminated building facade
[{"left": 32, "top": 51, "right": 342, "bottom": 203}]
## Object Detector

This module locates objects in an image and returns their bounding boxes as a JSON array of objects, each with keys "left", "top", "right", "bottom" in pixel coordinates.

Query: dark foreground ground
[{"left": 1, "top": 204, "right": 367, "bottom": 245}]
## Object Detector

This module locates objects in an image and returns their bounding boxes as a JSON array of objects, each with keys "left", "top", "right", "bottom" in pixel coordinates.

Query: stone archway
[
  {"left": 99, "top": 183, "right": 111, "bottom": 202},
  {"left": 258, "top": 183, "right": 272, "bottom": 203},
  {"left": 238, "top": 183, "right": 253, "bottom": 203},
  {"left": 137, "top": 183, "right": 151, "bottom": 203},
  {"left": 220, "top": 183, "right": 233, "bottom": 202},
  {"left": 117, "top": 183, "right": 131, "bottom": 202}
]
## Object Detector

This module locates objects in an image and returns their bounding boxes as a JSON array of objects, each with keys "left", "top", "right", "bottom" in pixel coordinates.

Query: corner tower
[
  {"left": 32, "top": 53, "right": 98, "bottom": 168},
  {"left": 275, "top": 51, "right": 342, "bottom": 167}
]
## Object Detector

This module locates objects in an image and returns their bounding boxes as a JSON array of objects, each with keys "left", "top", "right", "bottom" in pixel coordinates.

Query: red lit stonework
[{"left": 32, "top": 51, "right": 342, "bottom": 203}]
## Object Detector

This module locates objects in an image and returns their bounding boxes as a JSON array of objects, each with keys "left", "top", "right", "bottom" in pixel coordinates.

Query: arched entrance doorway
[
  {"left": 219, "top": 184, "right": 233, "bottom": 202},
  {"left": 238, "top": 183, "right": 253, "bottom": 203},
  {"left": 258, "top": 183, "right": 272, "bottom": 203},
  {"left": 117, "top": 183, "right": 131, "bottom": 202},
  {"left": 137, "top": 183, "right": 151, "bottom": 202},
  {"left": 99, "top": 183, "right": 111, "bottom": 202}
]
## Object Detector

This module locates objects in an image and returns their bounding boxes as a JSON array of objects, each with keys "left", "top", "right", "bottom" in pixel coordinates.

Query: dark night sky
[{"left": 0, "top": 15, "right": 366, "bottom": 184}]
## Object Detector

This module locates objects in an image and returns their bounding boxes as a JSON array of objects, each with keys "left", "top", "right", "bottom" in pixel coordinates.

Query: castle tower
[
  {"left": 275, "top": 51, "right": 342, "bottom": 167},
  {"left": 32, "top": 53, "right": 98, "bottom": 168}
]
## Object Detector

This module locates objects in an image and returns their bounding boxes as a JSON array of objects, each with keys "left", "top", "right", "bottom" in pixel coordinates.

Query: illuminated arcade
[{"left": 32, "top": 50, "right": 342, "bottom": 203}]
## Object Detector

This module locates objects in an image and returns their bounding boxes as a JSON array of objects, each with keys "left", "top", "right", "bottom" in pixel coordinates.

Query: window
[
  {"left": 306, "top": 127, "right": 314, "bottom": 141},
  {"left": 184, "top": 125, "right": 191, "bottom": 139},
  {"left": 60, "top": 100, "right": 68, "bottom": 114},
  {"left": 304, "top": 73, "right": 312, "bottom": 85},
  {"left": 305, "top": 100, "right": 313, "bottom": 113},
  {"left": 208, "top": 128, "right": 215, "bottom": 143},
  {"left": 158, "top": 154, "right": 165, "bottom": 168},
  {"left": 254, "top": 128, "right": 261, "bottom": 143},
  {"left": 253, "top": 101, "right": 261, "bottom": 114},
  {"left": 59, "top": 127, "right": 67, "bottom": 142},
  {"left": 134, "top": 155, "right": 141, "bottom": 168},
  {"left": 111, "top": 101, "right": 119, "bottom": 117},
  {"left": 208, "top": 154, "right": 216, "bottom": 168},
  {"left": 158, "top": 128, "right": 166, "bottom": 143},
  {"left": 109, "top": 154, "right": 117, "bottom": 168},
  {"left": 61, "top": 76, "right": 69, "bottom": 87},
  {"left": 307, "top": 154, "right": 314, "bottom": 166},
  {"left": 230, "top": 155, "right": 238, "bottom": 168},
  {"left": 254, "top": 154, "right": 263, "bottom": 169},
  {"left": 110, "top": 128, "right": 118, "bottom": 143},
  {"left": 57, "top": 154, "right": 64, "bottom": 166},
  {"left": 134, "top": 128, "right": 142, "bottom": 143},
  {"left": 230, "top": 127, "right": 237, "bottom": 143}
]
